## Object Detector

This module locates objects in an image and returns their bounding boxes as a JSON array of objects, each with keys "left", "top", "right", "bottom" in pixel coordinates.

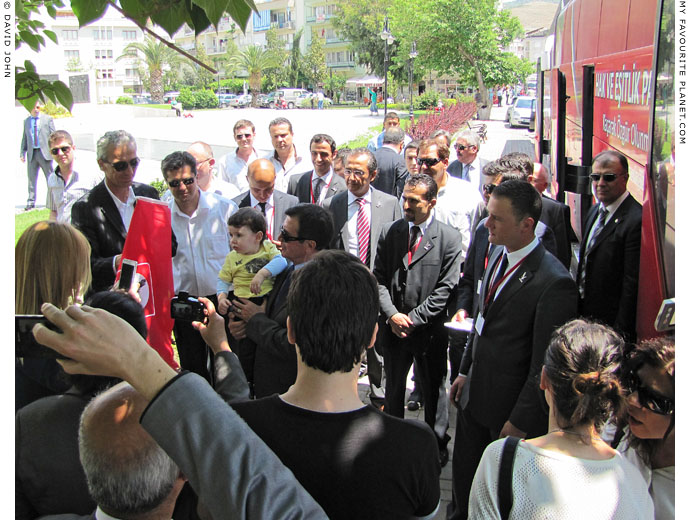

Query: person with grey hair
[
  {"left": 430, "top": 129, "right": 457, "bottom": 163},
  {"left": 447, "top": 130, "right": 488, "bottom": 195},
  {"left": 373, "top": 127, "right": 409, "bottom": 198},
  {"left": 71, "top": 130, "right": 170, "bottom": 293}
]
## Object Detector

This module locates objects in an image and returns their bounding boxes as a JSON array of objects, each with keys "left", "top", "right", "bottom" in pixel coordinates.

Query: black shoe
[
  {"left": 439, "top": 447, "right": 449, "bottom": 468},
  {"left": 407, "top": 400, "right": 422, "bottom": 411},
  {"left": 24, "top": 204, "right": 35, "bottom": 211}
]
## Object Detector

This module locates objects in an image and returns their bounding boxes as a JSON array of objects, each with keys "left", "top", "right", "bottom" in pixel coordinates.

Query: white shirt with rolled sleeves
[
  {"left": 434, "top": 176, "right": 484, "bottom": 261},
  {"left": 47, "top": 168, "right": 102, "bottom": 224},
  {"left": 265, "top": 148, "right": 313, "bottom": 192},
  {"left": 217, "top": 148, "right": 260, "bottom": 193},
  {"left": 169, "top": 190, "right": 237, "bottom": 296}
]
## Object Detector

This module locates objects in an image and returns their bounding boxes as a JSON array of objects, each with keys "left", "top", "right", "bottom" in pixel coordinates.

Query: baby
[{"left": 217, "top": 207, "right": 287, "bottom": 315}]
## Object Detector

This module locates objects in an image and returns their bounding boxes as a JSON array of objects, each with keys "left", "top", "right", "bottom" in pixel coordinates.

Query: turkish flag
[{"left": 116, "top": 197, "right": 178, "bottom": 369}]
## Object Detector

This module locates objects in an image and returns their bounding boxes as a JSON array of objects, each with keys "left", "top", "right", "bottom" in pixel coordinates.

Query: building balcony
[
  {"left": 271, "top": 20, "right": 294, "bottom": 30},
  {"left": 326, "top": 61, "right": 355, "bottom": 68}
]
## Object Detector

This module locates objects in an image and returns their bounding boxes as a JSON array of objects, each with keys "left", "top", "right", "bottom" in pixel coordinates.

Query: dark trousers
[
  {"left": 383, "top": 339, "right": 448, "bottom": 442},
  {"left": 173, "top": 294, "right": 218, "bottom": 384},
  {"left": 26, "top": 151, "right": 52, "bottom": 206},
  {"left": 447, "top": 406, "right": 499, "bottom": 520},
  {"left": 448, "top": 330, "right": 469, "bottom": 383},
  {"left": 228, "top": 293, "right": 265, "bottom": 394}
]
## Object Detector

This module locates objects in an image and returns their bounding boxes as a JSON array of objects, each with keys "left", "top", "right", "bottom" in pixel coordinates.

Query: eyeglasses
[
  {"left": 196, "top": 158, "right": 211, "bottom": 167},
  {"left": 625, "top": 369, "right": 674, "bottom": 415},
  {"left": 482, "top": 183, "right": 497, "bottom": 194},
  {"left": 344, "top": 168, "right": 367, "bottom": 178},
  {"left": 50, "top": 146, "right": 72, "bottom": 155},
  {"left": 589, "top": 173, "right": 623, "bottom": 182},
  {"left": 455, "top": 145, "right": 468, "bottom": 151},
  {"left": 417, "top": 157, "right": 441, "bottom": 168},
  {"left": 168, "top": 177, "right": 196, "bottom": 188},
  {"left": 235, "top": 133, "right": 253, "bottom": 140},
  {"left": 279, "top": 226, "right": 307, "bottom": 242},
  {"left": 103, "top": 158, "right": 140, "bottom": 172}
]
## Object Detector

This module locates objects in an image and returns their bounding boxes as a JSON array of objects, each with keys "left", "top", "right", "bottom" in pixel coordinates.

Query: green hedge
[
  {"left": 116, "top": 96, "right": 134, "bottom": 105},
  {"left": 177, "top": 88, "right": 219, "bottom": 109}
]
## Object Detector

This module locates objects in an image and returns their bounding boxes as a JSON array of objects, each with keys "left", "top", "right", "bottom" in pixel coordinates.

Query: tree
[
  {"left": 263, "top": 27, "right": 290, "bottom": 91},
  {"left": 288, "top": 28, "right": 305, "bottom": 87},
  {"left": 304, "top": 31, "right": 327, "bottom": 89},
  {"left": 331, "top": 0, "right": 407, "bottom": 81},
  {"left": 230, "top": 45, "right": 277, "bottom": 104},
  {"left": 16, "top": 0, "right": 257, "bottom": 111},
  {"left": 389, "top": 0, "right": 530, "bottom": 118},
  {"left": 324, "top": 70, "right": 348, "bottom": 102},
  {"left": 117, "top": 36, "right": 189, "bottom": 103},
  {"left": 192, "top": 42, "right": 216, "bottom": 89}
]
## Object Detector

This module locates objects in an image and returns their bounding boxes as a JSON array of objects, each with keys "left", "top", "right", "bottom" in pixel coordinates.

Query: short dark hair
[
  {"left": 69, "top": 291, "right": 147, "bottom": 395},
  {"left": 335, "top": 148, "right": 352, "bottom": 164},
  {"left": 544, "top": 319, "right": 625, "bottom": 430},
  {"left": 310, "top": 133, "right": 336, "bottom": 154},
  {"left": 491, "top": 179, "right": 542, "bottom": 228},
  {"left": 49, "top": 130, "right": 73, "bottom": 146},
  {"left": 419, "top": 139, "right": 450, "bottom": 161},
  {"left": 593, "top": 150, "right": 629, "bottom": 175},
  {"left": 404, "top": 140, "right": 420, "bottom": 154},
  {"left": 500, "top": 152, "right": 533, "bottom": 176},
  {"left": 348, "top": 147, "right": 377, "bottom": 174},
  {"left": 161, "top": 151, "right": 197, "bottom": 180},
  {"left": 233, "top": 119, "right": 255, "bottom": 134},
  {"left": 382, "top": 127, "right": 405, "bottom": 145},
  {"left": 430, "top": 129, "right": 451, "bottom": 147},
  {"left": 227, "top": 207, "right": 267, "bottom": 239},
  {"left": 383, "top": 111, "right": 399, "bottom": 123},
  {"left": 405, "top": 173, "right": 438, "bottom": 201},
  {"left": 288, "top": 250, "right": 379, "bottom": 373},
  {"left": 269, "top": 117, "right": 293, "bottom": 133},
  {"left": 284, "top": 204, "right": 333, "bottom": 250}
]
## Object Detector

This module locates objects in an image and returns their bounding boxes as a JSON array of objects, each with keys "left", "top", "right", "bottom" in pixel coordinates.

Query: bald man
[
  {"left": 529, "top": 162, "right": 549, "bottom": 195},
  {"left": 232, "top": 158, "right": 299, "bottom": 241},
  {"left": 76, "top": 382, "right": 186, "bottom": 520},
  {"left": 187, "top": 141, "right": 240, "bottom": 199}
]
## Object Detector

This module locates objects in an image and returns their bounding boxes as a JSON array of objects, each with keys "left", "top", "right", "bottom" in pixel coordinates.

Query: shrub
[
  {"left": 407, "top": 102, "right": 477, "bottom": 140},
  {"left": 415, "top": 91, "right": 440, "bottom": 110},
  {"left": 41, "top": 100, "right": 71, "bottom": 117},
  {"left": 116, "top": 96, "right": 134, "bottom": 105},
  {"left": 443, "top": 98, "right": 458, "bottom": 107},
  {"left": 149, "top": 178, "right": 168, "bottom": 198},
  {"left": 176, "top": 88, "right": 219, "bottom": 109}
]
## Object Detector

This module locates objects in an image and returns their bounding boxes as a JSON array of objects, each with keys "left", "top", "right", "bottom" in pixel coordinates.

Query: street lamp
[
  {"left": 409, "top": 41, "right": 417, "bottom": 122},
  {"left": 379, "top": 16, "right": 394, "bottom": 116}
]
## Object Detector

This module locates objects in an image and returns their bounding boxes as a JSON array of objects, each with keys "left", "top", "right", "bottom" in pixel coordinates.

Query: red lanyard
[
  {"left": 310, "top": 173, "right": 333, "bottom": 204},
  {"left": 483, "top": 255, "right": 527, "bottom": 307}
]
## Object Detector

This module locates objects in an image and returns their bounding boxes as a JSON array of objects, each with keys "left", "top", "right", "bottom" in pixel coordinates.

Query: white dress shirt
[
  {"left": 47, "top": 167, "right": 102, "bottom": 223},
  {"left": 105, "top": 184, "right": 137, "bottom": 232},
  {"left": 492, "top": 235, "right": 540, "bottom": 298},
  {"left": 312, "top": 169, "right": 334, "bottom": 205},
  {"left": 217, "top": 148, "right": 259, "bottom": 192},
  {"left": 169, "top": 190, "right": 237, "bottom": 296},
  {"left": 250, "top": 192, "right": 276, "bottom": 239},
  {"left": 266, "top": 147, "right": 312, "bottom": 192},
  {"left": 434, "top": 175, "right": 484, "bottom": 260},
  {"left": 346, "top": 188, "right": 373, "bottom": 257}
]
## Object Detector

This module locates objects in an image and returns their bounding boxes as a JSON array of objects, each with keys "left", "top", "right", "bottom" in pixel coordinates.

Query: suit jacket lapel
[
  {"left": 587, "top": 197, "right": 633, "bottom": 255},
  {"left": 479, "top": 245, "right": 504, "bottom": 314},
  {"left": 369, "top": 191, "right": 384, "bottom": 261},
  {"left": 95, "top": 183, "right": 127, "bottom": 240},
  {"left": 486, "top": 244, "right": 544, "bottom": 318},
  {"left": 298, "top": 171, "right": 312, "bottom": 202},
  {"left": 239, "top": 194, "right": 251, "bottom": 208},
  {"left": 408, "top": 219, "right": 436, "bottom": 267}
]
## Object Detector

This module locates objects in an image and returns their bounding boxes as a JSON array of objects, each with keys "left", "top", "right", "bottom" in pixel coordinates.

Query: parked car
[
  {"left": 504, "top": 97, "right": 517, "bottom": 121},
  {"left": 257, "top": 93, "right": 273, "bottom": 108},
  {"left": 508, "top": 96, "right": 536, "bottom": 128},
  {"left": 218, "top": 94, "right": 237, "bottom": 108},
  {"left": 229, "top": 93, "right": 252, "bottom": 108},
  {"left": 272, "top": 88, "right": 310, "bottom": 109},
  {"left": 296, "top": 93, "right": 333, "bottom": 108}
]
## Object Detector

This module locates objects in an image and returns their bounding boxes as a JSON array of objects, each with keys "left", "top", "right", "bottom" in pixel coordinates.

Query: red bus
[{"left": 534, "top": 0, "right": 675, "bottom": 340}]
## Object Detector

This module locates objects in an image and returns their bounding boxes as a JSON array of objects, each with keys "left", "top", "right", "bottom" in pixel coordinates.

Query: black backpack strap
[
  {"left": 610, "top": 427, "right": 625, "bottom": 449},
  {"left": 498, "top": 436, "right": 521, "bottom": 520}
]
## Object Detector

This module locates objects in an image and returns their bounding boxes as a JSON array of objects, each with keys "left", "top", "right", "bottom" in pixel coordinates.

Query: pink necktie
[{"left": 356, "top": 198, "right": 370, "bottom": 264}]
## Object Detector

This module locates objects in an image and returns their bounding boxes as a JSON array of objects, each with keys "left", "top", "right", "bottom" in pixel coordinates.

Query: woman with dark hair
[
  {"left": 468, "top": 319, "right": 653, "bottom": 519},
  {"left": 614, "top": 337, "right": 674, "bottom": 519}
]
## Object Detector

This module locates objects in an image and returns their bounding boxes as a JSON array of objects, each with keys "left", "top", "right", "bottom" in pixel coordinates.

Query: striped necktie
[{"left": 356, "top": 197, "right": 370, "bottom": 265}]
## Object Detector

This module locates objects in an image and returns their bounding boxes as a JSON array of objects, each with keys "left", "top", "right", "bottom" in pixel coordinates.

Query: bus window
[{"left": 650, "top": 0, "right": 674, "bottom": 297}]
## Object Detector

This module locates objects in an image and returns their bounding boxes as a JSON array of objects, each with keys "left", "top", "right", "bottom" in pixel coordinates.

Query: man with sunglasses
[
  {"left": 576, "top": 150, "right": 642, "bottom": 341},
  {"left": 217, "top": 119, "right": 260, "bottom": 193},
  {"left": 447, "top": 131, "right": 488, "bottom": 196},
  {"left": 228, "top": 204, "right": 333, "bottom": 398},
  {"left": 46, "top": 130, "right": 100, "bottom": 224},
  {"left": 72, "top": 130, "right": 170, "bottom": 293},
  {"left": 19, "top": 100, "right": 56, "bottom": 210},
  {"left": 162, "top": 150, "right": 236, "bottom": 382}
]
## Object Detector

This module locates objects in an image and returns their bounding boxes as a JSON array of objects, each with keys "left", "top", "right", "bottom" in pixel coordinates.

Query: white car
[
  {"left": 509, "top": 96, "right": 536, "bottom": 128},
  {"left": 229, "top": 94, "right": 252, "bottom": 108}
]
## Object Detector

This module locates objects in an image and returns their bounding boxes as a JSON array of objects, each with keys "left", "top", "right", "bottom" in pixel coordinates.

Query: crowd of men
[{"left": 19, "top": 105, "right": 642, "bottom": 520}]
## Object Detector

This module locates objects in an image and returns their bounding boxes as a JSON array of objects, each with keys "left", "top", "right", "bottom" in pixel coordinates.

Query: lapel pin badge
[
  {"left": 615, "top": 218, "right": 619, "bottom": 224},
  {"left": 519, "top": 272, "right": 527, "bottom": 283},
  {"left": 424, "top": 242, "right": 432, "bottom": 251}
]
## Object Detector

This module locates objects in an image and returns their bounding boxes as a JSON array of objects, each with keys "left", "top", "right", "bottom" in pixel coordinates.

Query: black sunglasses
[
  {"left": 168, "top": 177, "right": 196, "bottom": 188},
  {"left": 626, "top": 369, "right": 674, "bottom": 415},
  {"left": 235, "top": 133, "right": 253, "bottom": 139},
  {"left": 279, "top": 226, "right": 307, "bottom": 242},
  {"left": 482, "top": 183, "right": 497, "bottom": 194},
  {"left": 50, "top": 146, "right": 71, "bottom": 155},
  {"left": 104, "top": 157, "right": 140, "bottom": 172},
  {"left": 589, "top": 173, "right": 622, "bottom": 182},
  {"left": 455, "top": 145, "right": 468, "bottom": 151},
  {"left": 417, "top": 157, "right": 441, "bottom": 168}
]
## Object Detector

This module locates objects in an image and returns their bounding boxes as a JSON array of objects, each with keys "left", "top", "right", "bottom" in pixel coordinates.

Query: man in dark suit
[
  {"left": 233, "top": 158, "right": 299, "bottom": 241},
  {"left": 374, "top": 173, "right": 463, "bottom": 465},
  {"left": 323, "top": 148, "right": 402, "bottom": 404},
  {"left": 287, "top": 134, "right": 346, "bottom": 205},
  {"left": 20, "top": 100, "right": 55, "bottom": 210},
  {"left": 71, "top": 130, "right": 168, "bottom": 293},
  {"left": 446, "top": 180, "right": 578, "bottom": 519},
  {"left": 447, "top": 130, "right": 488, "bottom": 196},
  {"left": 372, "top": 127, "right": 409, "bottom": 198},
  {"left": 229, "top": 204, "right": 334, "bottom": 398},
  {"left": 576, "top": 150, "right": 642, "bottom": 341}
]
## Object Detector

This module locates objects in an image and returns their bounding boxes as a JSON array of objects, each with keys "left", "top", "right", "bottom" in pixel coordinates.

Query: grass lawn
[
  {"left": 15, "top": 209, "right": 50, "bottom": 245},
  {"left": 137, "top": 104, "right": 173, "bottom": 110}
]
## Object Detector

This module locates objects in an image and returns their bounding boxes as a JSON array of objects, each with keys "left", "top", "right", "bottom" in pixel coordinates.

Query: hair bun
[{"left": 572, "top": 371, "right": 606, "bottom": 395}]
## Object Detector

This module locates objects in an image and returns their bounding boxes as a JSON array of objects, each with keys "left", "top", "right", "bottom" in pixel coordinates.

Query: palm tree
[
  {"left": 117, "top": 36, "right": 187, "bottom": 103},
  {"left": 230, "top": 45, "right": 277, "bottom": 106}
]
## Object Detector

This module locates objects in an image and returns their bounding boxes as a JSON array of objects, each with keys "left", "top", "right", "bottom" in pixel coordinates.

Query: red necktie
[{"left": 356, "top": 198, "right": 370, "bottom": 264}]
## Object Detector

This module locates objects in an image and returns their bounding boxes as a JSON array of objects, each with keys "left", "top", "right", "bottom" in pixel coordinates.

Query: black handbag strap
[{"left": 498, "top": 436, "right": 521, "bottom": 520}]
